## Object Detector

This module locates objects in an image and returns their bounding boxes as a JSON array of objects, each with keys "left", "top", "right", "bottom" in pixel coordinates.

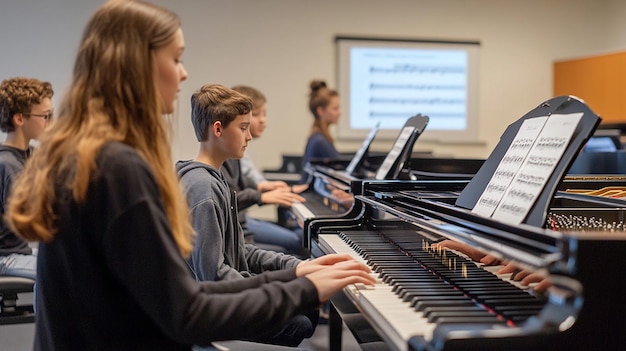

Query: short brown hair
[
  {"left": 0, "top": 77, "right": 53, "bottom": 133},
  {"left": 231, "top": 85, "right": 266, "bottom": 109},
  {"left": 190, "top": 84, "right": 253, "bottom": 141}
]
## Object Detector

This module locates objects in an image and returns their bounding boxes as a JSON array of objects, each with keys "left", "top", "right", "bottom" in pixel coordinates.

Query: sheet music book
[
  {"left": 375, "top": 126, "right": 416, "bottom": 180},
  {"left": 345, "top": 122, "right": 380, "bottom": 175},
  {"left": 473, "top": 112, "right": 583, "bottom": 224}
]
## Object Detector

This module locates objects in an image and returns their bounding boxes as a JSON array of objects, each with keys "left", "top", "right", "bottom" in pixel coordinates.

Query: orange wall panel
[{"left": 554, "top": 51, "right": 626, "bottom": 124}]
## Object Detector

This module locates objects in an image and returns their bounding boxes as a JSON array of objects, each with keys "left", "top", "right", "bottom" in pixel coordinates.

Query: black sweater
[
  {"left": 0, "top": 145, "right": 32, "bottom": 256},
  {"left": 35, "top": 142, "right": 318, "bottom": 350}
]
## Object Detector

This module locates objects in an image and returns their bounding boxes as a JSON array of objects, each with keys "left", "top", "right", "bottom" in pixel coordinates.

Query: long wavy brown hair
[{"left": 6, "top": 0, "right": 194, "bottom": 257}]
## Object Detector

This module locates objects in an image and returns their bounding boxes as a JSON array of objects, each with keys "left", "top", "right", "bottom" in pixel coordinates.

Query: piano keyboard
[
  {"left": 291, "top": 191, "right": 345, "bottom": 228},
  {"left": 318, "top": 231, "right": 546, "bottom": 351}
]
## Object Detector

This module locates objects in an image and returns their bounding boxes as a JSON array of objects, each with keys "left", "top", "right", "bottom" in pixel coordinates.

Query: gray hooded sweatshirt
[{"left": 176, "top": 160, "right": 301, "bottom": 282}]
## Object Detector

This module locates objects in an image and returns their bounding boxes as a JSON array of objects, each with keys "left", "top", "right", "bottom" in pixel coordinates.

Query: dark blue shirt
[{"left": 300, "top": 131, "right": 340, "bottom": 183}]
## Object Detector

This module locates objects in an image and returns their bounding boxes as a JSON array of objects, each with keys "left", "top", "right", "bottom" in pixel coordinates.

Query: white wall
[{"left": 1, "top": 0, "right": 624, "bottom": 171}]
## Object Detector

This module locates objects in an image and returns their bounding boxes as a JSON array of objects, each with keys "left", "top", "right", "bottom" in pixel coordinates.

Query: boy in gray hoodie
[{"left": 176, "top": 84, "right": 317, "bottom": 347}]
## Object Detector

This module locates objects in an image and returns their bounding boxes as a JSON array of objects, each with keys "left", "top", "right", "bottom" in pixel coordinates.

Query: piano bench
[
  {"left": 342, "top": 314, "right": 387, "bottom": 344},
  {"left": 0, "top": 276, "right": 35, "bottom": 325},
  {"left": 329, "top": 290, "right": 390, "bottom": 351}
]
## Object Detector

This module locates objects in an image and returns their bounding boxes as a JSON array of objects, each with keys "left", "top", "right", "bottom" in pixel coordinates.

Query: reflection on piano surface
[
  {"left": 290, "top": 154, "right": 484, "bottom": 240},
  {"left": 304, "top": 97, "right": 626, "bottom": 350},
  {"left": 290, "top": 113, "right": 428, "bottom": 232}
]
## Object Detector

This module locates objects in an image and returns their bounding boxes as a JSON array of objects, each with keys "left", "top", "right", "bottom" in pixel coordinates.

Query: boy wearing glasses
[{"left": 0, "top": 77, "right": 53, "bottom": 279}]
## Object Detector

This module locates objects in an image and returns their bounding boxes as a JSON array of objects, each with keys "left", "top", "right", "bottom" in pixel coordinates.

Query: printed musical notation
[
  {"left": 369, "top": 83, "right": 465, "bottom": 91},
  {"left": 472, "top": 116, "right": 547, "bottom": 218},
  {"left": 369, "top": 64, "right": 465, "bottom": 74},
  {"left": 481, "top": 113, "right": 584, "bottom": 224},
  {"left": 349, "top": 47, "right": 469, "bottom": 130},
  {"left": 369, "top": 97, "right": 465, "bottom": 105}
]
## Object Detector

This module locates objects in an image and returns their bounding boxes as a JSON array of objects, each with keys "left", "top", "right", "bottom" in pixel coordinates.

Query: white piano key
[
  {"left": 291, "top": 202, "right": 314, "bottom": 219},
  {"left": 291, "top": 202, "right": 314, "bottom": 228},
  {"left": 319, "top": 234, "right": 436, "bottom": 351}
]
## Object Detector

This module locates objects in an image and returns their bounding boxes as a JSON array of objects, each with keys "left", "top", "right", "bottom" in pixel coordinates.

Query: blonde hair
[
  {"left": 308, "top": 80, "right": 338, "bottom": 144},
  {"left": 6, "top": 0, "right": 194, "bottom": 256}
]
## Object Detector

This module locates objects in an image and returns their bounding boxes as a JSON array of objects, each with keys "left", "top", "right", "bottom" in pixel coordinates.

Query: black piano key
[
  {"left": 494, "top": 305, "right": 544, "bottom": 314},
  {"left": 391, "top": 283, "right": 451, "bottom": 294},
  {"left": 400, "top": 290, "right": 465, "bottom": 302},
  {"left": 500, "top": 312, "right": 539, "bottom": 324},
  {"left": 436, "top": 316, "right": 507, "bottom": 324},
  {"left": 477, "top": 294, "right": 541, "bottom": 301},
  {"left": 454, "top": 280, "right": 519, "bottom": 287},
  {"left": 422, "top": 306, "right": 486, "bottom": 317},
  {"left": 413, "top": 298, "right": 476, "bottom": 311},
  {"left": 389, "top": 280, "right": 449, "bottom": 289},
  {"left": 427, "top": 311, "right": 498, "bottom": 323},
  {"left": 481, "top": 298, "right": 546, "bottom": 307}
]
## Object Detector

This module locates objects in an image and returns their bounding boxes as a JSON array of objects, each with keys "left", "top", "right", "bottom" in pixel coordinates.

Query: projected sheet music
[{"left": 349, "top": 47, "right": 468, "bottom": 131}]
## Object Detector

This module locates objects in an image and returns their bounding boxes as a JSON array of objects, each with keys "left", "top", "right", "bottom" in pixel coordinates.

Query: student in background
[
  {"left": 0, "top": 77, "right": 53, "bottom": 280},
  {"left": 231, "top": 85, "right": 287, "bottom": 190},
  {"left": 300, "top": 80, "right": 341, "bottom": 183},
  {"left": 6, "top": 1, "right": 374, "bottom": 350},
  {"left": 227, "top": 85, "right": 308, "bottom": 258},
  {"left": 178, "top": 83, "right": 324, "bottom": 347}
]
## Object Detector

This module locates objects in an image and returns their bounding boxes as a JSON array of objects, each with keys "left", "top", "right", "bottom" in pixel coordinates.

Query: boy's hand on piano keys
[
  {"left": 260, "top": 188, "right": 306, "bottom": 207},
  {"left": 329, "top": 188, "right": 354, "bottom": 207},
  {"left": 295, "top": 253, "right": 364, "bottom": 276},
  {"left": 303, "top": 259, "right": 376, "bottom": 303},
  {"left": 291, "top": 184, "right": 309, "bottom": 194},
  {"left": 257, "top": 180, "right": 289, "bottom": 192}
]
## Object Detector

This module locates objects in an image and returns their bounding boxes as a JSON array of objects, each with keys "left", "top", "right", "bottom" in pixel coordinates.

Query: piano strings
[{"left": 546, "top": 213, "right": 626, "bottom": 232}]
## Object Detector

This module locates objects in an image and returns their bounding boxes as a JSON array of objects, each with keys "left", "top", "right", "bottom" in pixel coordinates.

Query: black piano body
[
  {"left": 292, "top": 154, "right": 485, "bottom": 246},
  {"left": 306, "top": 96, "right": 626, "bottom": 350},
  {"left": 310, "top": 179, "right": 626, "bottom": 351}
]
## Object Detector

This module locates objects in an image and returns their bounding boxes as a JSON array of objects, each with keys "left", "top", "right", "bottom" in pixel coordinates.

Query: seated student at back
[
  {"left": 300, "top": 80, "right": 341, "bottom": 184},
  {"left": 0, "top": 77, "right": 53, "bottom": 280},
  {"left": 222, "top": 85, "right": 308, "bottom": 258},
  {"left": 177, "top": 83, "right": 323, "bottom": 347}
]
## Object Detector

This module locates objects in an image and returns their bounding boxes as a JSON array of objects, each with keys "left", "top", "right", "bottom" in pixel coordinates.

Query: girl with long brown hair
[{"left": 6, "top": 1, "right": 373, "bottom": 350}]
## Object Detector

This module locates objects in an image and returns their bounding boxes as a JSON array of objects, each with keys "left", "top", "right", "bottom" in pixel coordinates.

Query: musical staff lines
[
  {"left": 369, "top": 64, "right": 466, "bottom": 74},
  {"left": 472, "top": 113, "right": 584, "bottom": 225},
  {"left": 348, "top": 46, "right": 469, "bottom": 130},
  {"left": 369, "top": 83, "right": 465, "bottom": 91}
]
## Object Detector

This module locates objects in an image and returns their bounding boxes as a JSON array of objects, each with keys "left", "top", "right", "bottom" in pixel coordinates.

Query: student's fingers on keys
[
  {"left": 312, "top": 253, "right": 354, "bottom": 265},
  {"left": 532, "top": 278, "right": 552, "bottom": 293},
  {"left": 496, "top": 262, "right": 518, "bottom": 274},
  {"left": 334, "top": 259, "right": 371, "bottom": 273},
  {"left": 479, "top": 254, "right": 500, "bottom": 266}
]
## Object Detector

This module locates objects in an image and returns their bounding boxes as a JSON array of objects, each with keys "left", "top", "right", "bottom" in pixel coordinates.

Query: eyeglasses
[{"left": 23, "top": 111, "right": 53, "bottom": 121}]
